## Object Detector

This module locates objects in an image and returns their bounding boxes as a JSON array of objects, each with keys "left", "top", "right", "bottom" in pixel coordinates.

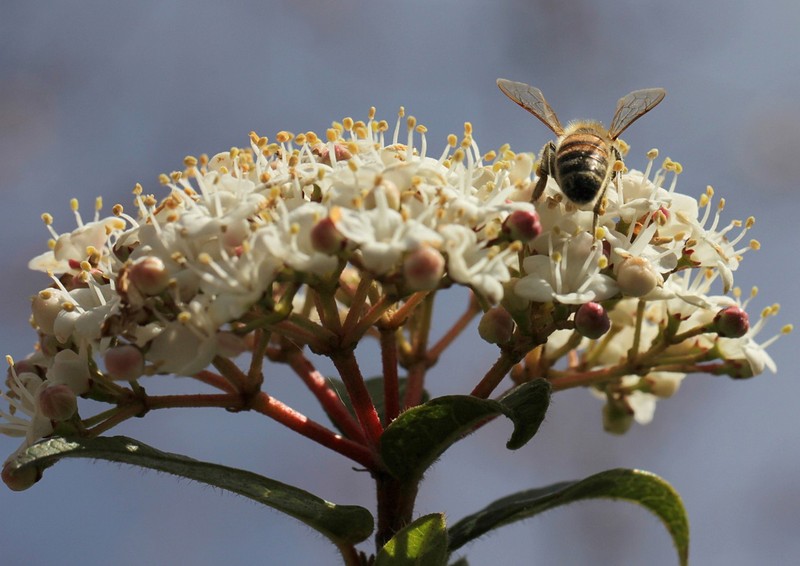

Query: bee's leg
[
  {"left": 592, "top": 146, "right": 623, "bottom": 237},
  {"left": 531, "top": 141, "right": 556, "bottom": 203}
]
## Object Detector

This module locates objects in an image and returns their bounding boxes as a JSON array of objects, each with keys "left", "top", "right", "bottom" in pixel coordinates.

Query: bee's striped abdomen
[{"left": 554, "top": 133, "right": 609, "bottom": 205}]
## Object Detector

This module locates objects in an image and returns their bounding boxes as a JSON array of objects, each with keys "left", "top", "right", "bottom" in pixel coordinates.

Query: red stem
[
  {"left": 251, "top": 392, "right": 377, "bottom": 469},
  {"left": 380, "top": 327, "right": 400, "bottom": 424},
  {"left": 331, "top": 351, "right": 384, "bottom": 450},
  {"left": 471, "top": 351, "right": 516, "bottom": 398},
  {"left": 286, "top": 349, "right": 366, "bottom": 443}
]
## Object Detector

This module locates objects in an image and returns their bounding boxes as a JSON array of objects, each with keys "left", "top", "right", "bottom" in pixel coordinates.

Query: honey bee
[{"left": 497, "top": 78, "right": 665, "bottom": 227}]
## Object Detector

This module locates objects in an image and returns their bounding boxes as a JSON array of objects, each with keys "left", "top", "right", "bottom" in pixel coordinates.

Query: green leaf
[
  {"left": 6, "top": 436, "right": 374, "bottom": 547},
  {"left": 326, "top": 376, "right": 429, "bottom": 435},
  {"left": 380, "top": 380, "right": 550, "bottom": 481},
  {"left": 448, "top": 468, "right": 689, "bottom": 566},
  {"left": 375, "top": 513, "right": 448, "bottom": 566},
  {"left": 498, "top": 378, "right": 550, "bottom": 449}
]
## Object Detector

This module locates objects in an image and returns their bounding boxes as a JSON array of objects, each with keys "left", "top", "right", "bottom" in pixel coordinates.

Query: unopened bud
[
  {"left": 616, "top": 256, "right": 660, "bottom": 297},
  {"left": 31, "top": 290, "right": 64, "bottom": 336},
  {"left": 502, "top": 209, "right": 541, "bottom": 242},
  {"left": 478, "top": 307, "right": 515, "bottom": 344},
  {"left": 575, "top": 302, "right": 611, "bottom": 339},
  {"left": 713, "top": 306, "right": 749, "bottom": 338},
  {"left": 104, "top": 344, "right": 145, "bottom": 381},
  {"left": 36, "top": 383, "right": 77, "bottom": 421},
  {"left": 2, "top": 461, "right": 39, "bottom": 491},
  {"left": 310, "top": 216, "right": 346, "bottom": 255},
  {"left": 403, "top": 247, "right": 445, "bottom": 291},
  {"left": 129, "top": 256, "right": 170, "bottom": 296},
  {"left": 602, "top": 399, "right": 634, "bottom": 435},
  {"left": 312, "top": 142, "right": 352, "bottom": 165},
  {"left": 647, "top": 373, "right": 684, "bottom": 398},
  {"left": 216, "top": 331, "right": 248, "bottom": 358}
]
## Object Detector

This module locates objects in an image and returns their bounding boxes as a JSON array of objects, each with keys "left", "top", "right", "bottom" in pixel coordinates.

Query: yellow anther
[
  {"left": 782, "top": 324, "right": 793, "bottom": 334},
  {"left": 158, "top": 174, "right": 170, "bottom": 185},
  {"left": 41, "top": 213, "right": 53, "bottom": 225},
  {"left": 326, "top": 128, "right": 338, "bottom": 142},
  {"left": 415, "top": 124, "right": 427, "bottom": 134},
  {"left": 397, "top": 106, "right": 405, "bottom": 118},
  {"left": 745, "top": 216, "right": 755, "bottom": 228},
  {"left": 184, "top": 155, "right": 198, "bottom": 168},
  {"left": 112, "top": 203, "right": 124, "bottom": 216},
  {"left": 368, "top": 106, "right": 376, "bottom": 120},
  {"left": 406, "top": 116, "right": 417, "bottom": 130},
  {"left": 483, "top": 150, "right": 497, "bottom": 161},
  {"left": 646, "top": 148, "right": 659, "bottom": 159},
  {"left": 464, "top": 122, "right": 473, "bottom": 135},
  {"left": 95, "top": 197, "right": 103, "bottom": 211},
  {"left": 447, "top": 134, "right": 458, "bottom": 147},
  {"left": 177, "top": 311, "right": 192, "bottom": 324},
  {"left": 343, "top": 117, "right": 354, "bottom": 130},
  {"left": 276, "top": 131, "right": 292, "bottom": 143},
  {"left": 70, "top": 198, "right": 79, "bottom": 212},
  {"left": 749, "top": 239, "right": 761, "bottom": 250}
]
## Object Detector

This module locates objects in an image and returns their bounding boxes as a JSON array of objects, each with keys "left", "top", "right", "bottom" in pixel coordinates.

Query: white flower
[
  {"left": 515, "top": 231, "right": 617, "bottom": 304},
  {"left": 441, "top": 225, "right": 512, "bottom": 303}
]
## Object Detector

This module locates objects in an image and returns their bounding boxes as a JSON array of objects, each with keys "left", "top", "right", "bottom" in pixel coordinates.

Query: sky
[{"left": 1, "top": 1, "right": 799, "bottom": 565}]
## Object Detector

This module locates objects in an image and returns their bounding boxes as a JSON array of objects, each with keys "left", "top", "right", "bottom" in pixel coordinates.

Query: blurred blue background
[{"left": 1, "top": 1, "right": 798, "bottom": 564}]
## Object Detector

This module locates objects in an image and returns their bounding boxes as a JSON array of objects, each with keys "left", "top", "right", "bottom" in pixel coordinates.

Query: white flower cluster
[{"left": 1, "top": 108, "right": 790, "bottom": 459}]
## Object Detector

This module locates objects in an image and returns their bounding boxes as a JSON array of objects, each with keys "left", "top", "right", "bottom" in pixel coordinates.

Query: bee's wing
[
  {"left": 608, "top": 88, "right": 666, "bottom": 139},
  {"left": 497, "top": 78, "right": 564, "bottom": 136}
]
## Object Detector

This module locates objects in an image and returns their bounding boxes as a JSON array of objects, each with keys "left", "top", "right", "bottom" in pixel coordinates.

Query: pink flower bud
[
  {"left": 714, "top": 306, "right": 750, "bottom": 338},
  {"left": 312, "top": 142, "right": 352, "bottom": 165},
  {"left": 128, "top": 256, "right": 170, "bottom": 296},
  {"left": 403, "top": 247, "right": 445, "bottom": 291},
  {"left": 104, "top": 344, "right": 145, "bottom": 381},
  {"left": 311, "top": 215, "right": 346, "bottom": 255},
  {"left": 502, "top": 209, "right": 541, "bottom": 242},
  {"left": 575, "top": 302, "right": 611, "bottom": 339},
  {"left": 478, "top": 307, "right": 515, "bottom": 344},
  {"left": 36, "top": 383, "right": 77, "bottom": 421}
]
